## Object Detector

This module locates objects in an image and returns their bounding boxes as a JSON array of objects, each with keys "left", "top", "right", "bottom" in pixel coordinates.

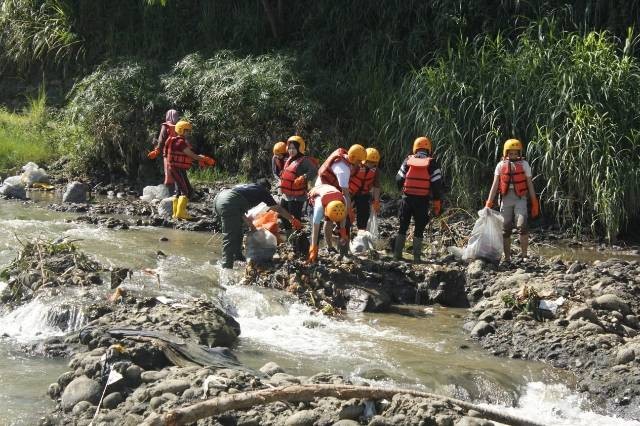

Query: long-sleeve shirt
[{"left": 395, "top": 151, "right": 444, "bottom": 200}]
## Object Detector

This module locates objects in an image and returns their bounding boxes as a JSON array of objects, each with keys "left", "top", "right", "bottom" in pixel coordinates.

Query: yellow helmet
[
  {"left": 503, "top": 138, "right": 523, "bottom": 157},
  {"left": 287, "top": 135, "right": 306, "bottom": 154},
  {"left": 273, "top": 141, "right": 287, "bottom": 155},
  {"left": 325, "top": 200, "right": 346, "bottom": 222},
  {"left": 347, "top": 144, "right": 366, "bottom": 165},
  {"left": 365, "top": 147, "right": 380, "bottom": 165},
  {"left": 175, "top": 120, "right": 192, "bottom": 136},
  {"left": 413, "top": 136, "right": 432, "bottom": 154}
]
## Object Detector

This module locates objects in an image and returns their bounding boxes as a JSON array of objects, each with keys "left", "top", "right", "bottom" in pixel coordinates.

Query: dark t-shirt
[{"left": 233, "top": 184, "right": 277, "bottom": 208}]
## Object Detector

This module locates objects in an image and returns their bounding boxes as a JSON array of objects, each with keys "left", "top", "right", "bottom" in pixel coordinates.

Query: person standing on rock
[
  {"left": 214, "top": 179, "right": 302, "bottom": 269},
  {"left": 279, "top": 135, "right": 318, "bottom": 232},
  {"left": 307, "top": 183, "right": 349, "bottom": 263},
  {"left": 485, "top": 138, "right": 539, "bottom": 263},
  {"left": 148, "top": 109, "right": 180, "bottom": 193},
  {"left": 165, "top": 120, "right": 215, "bottom": 220},
  {"left": 349, "top": 147, "right": 381, "bottom": 230},
  {"left": 394, "top": 137, "right": 444, "bottom": 262}
]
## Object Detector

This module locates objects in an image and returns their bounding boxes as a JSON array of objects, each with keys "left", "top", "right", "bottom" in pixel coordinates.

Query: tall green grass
[{"left": 378, "top": 22, "right": 640, "bottom": 239}]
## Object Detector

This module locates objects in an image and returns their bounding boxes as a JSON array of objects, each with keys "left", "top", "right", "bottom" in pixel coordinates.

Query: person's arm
[
  {"left": 486, "top": 175, "right": 500, "bottom": 208},
  {"left": 272, "top": 156, "right": 280, "bottom": 180},
  {"left": 155, "top": 125, "right": 167, "bottom": 150},
  {"left": 525, "top": 168, "right": 539, "bottom": 217},
  {"left": 183, "top": 147, "right": 205, "bottom": 161},
  {"left": 395, "top": 159, "right": 408, "bottom": 190},
  {"left": 303, "top": 158, "right": 318, "bottom": 183}
]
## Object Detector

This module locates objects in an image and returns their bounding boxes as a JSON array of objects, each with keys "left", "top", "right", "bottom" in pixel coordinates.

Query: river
[{"left": 0, "top": 194, "right": 638, "bottom": 425}]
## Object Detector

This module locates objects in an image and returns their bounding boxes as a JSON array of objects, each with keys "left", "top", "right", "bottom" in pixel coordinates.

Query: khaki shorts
[{"left": 500, "top": 190, "right": 528, "bottom": 236}]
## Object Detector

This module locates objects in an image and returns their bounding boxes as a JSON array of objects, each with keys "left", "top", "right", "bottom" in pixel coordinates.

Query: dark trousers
[
  {"left": 353, "top": 193, "right": 371, "bottom": 230},
  {"left": 169, "top": 168, "right": 193, "bottom": 198},
  {"left": 398, "top": 195, "right": 430, "bottom": 238},
  {"left": 280, "top": 198, "right": 303, "bottom": 230},
  {"left": 214, "top": 190, "right": 250, "bottom": 268}
]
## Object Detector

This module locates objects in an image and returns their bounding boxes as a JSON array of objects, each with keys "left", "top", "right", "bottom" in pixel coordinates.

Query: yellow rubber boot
[
  {"left": 175, "top": 196, "right": 192, "bottom": 220},
  {"left": 171, "top": 196, "right": 179, "bottom": 219}
]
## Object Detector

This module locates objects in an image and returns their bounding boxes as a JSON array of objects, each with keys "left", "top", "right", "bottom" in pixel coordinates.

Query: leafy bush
[
  {"left": 64, "top": 59, "right": 163, "bottom": 179},
  {"left": 161, "top": 51, "right": 320, "bottom": 178},
  {"left": 379, "top": 22, "right": 640, "bottom": 239}
]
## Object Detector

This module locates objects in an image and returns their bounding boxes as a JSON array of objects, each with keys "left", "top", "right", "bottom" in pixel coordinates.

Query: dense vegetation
[{"left": 1, "top": 0, "right": 639, "bottom": 239}]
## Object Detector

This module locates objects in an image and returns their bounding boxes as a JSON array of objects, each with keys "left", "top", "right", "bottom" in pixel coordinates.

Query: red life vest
[
  {"left": 318, "top": 148, "right": 351, "bottom": 189},
  {"left": 402, "top": 155, "right": 431, "bottom": 196},
  {"left": 498, "top": 160, "right": 528, "bottom": 196},
  {"left": 349, "top": 166, "right": 377, "bottom": 195},
  {"left": 165, "top": 136, "right": 193, "bottom": 169},
  {"left": 309, "top": 184, "right": 344, "bottom": 208},
  {"left": 280, "top": 156, "right": 307, "bottom": 197},
  {"left": 273, "top": 155, "right": 286, "bottom": 177}
]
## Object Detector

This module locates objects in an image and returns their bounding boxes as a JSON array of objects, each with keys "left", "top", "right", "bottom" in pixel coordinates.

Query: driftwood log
[{"left": 141, "top": 384, "right": 546, "bottom": 426}]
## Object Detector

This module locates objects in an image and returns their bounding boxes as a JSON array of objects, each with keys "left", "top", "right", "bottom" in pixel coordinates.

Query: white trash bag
[
  {"left": 366, "top": 212, "right": 379, "bottom": 240},
  {"left": 20, "top": 162, "right": 49, "bottom": 186},
  {"left": 350, "top": 229, "right": 375, "bottom": 254},
  {"left": 140, "top": 184, "right": 170, "bottom": 202},
  {"left": 245, "top": 229, "right": 277, "bottom": 263},
  {"left": 462, "top": 207, "right": 504, "bottom": 263}
]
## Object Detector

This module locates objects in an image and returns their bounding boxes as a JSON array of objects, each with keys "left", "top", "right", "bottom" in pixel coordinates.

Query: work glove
[
  {"left": 372, "top": 199, "right": 380, "bottom": 214},
  {"left": 147, "top": 149, "right": 160, "bottom": 160},
  {"left": 485, "top": 200, "right": 494, "bottom": 209},
  {"left": 530, "top": 196, "right": 540, "bottom": 218},
  {"left": 293, "top": 175, "right": 306, "bottom": 188},
  {"left": 290, "top": 217, "right": 302, "bottom": 231},
  {"left": 307, "top": 244, "right": 319, "bottom": 263},
  {"left": 432, "top": 199, "right": 442, "bottom": 217},
  {"left": 199, "top": 156, "right": 216, "bottom": 168}
]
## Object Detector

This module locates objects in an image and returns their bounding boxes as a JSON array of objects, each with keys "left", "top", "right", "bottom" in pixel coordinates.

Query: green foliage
[
  {"left": 64, "top": 59, "right": 163, "bottom": 178},
  {"left": 161, "top": 51, "right": 320, "bottom": 177},
  {"left": 379, "top": 22, "right": 640, "bottom": 239}
]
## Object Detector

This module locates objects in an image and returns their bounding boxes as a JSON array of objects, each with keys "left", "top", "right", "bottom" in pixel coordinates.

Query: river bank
[{"left": 1, "top": 181, "right": 640, "bottom": 424}]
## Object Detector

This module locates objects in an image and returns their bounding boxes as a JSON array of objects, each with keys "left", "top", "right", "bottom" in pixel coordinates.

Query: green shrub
[
  {"left": 64, "top": 59, "right": 163, "bottom": 179},
  {"left": 161, "top": 51, "right": 320, "bottom": 178},
  {"left": 379, "top": 22, "right": 640, "bottom": 239}
]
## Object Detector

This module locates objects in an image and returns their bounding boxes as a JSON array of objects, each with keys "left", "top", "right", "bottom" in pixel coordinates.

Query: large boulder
[
  {"left": 61, "top": 376, "right": 102, "bottom": 411},
  {"left": 63, "top": 181, "right": 88, "bottom": 203}
]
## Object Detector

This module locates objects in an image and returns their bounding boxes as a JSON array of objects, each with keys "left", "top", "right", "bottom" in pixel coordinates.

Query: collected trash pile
[{"left": 0, "top": 162, "right": 52, "bottom": 199}]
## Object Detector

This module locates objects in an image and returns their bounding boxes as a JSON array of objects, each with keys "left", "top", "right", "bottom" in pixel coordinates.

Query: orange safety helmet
[
  {"left": 287, "top": 135, "right": 306, "bottom": 154},
  {"left": 325, "top": 200, "right": 346, "bottom": 222},
  {"left": 347, "top": 144, "right": 366, "bottom": 165},
  {"left": 273, "top": 141, "right": 287, "bottom": 155},
  {"left": 503, "top": 138, "right": 523, "bottom": 158},
  {"left": 412, "top": 136, "right": 432, "bottom": 154},
  {"left": 175, "top": 120, "right": 192, "bottom": 136},
  {"left": 365, "top": 147, "right": 380, "bottom": 165}
]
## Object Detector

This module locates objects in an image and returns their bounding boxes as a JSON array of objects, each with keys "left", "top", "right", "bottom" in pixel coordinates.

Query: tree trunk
[
  {"left": 141, "top": 383, "right": 546, "bottom": 426},
  {"left": 261, "top": 0, "right": 279, "bottom": 40}
]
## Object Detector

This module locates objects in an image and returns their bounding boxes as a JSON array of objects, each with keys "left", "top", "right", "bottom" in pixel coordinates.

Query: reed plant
[{"left": 378, "top": 22, "right": 640, "bottom": 239}]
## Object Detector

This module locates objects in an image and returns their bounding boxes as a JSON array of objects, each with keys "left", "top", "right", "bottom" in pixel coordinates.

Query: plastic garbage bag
[
  {"left": 462, "top": 207, "right": 504, "bottom": 263},
  {"left": 366, "top": 212, "right": 379, "bottom": 240},
  {"left": 157, "top": 197, "right": 174, "bottom": 217},
  {"left": 350, "top": 230, "right": 375, "bottom": 254},
  {"left": 140, "top": 184, "right": 170, "bottom": 202},
  {"left": 3, "top": 175, "right": 24, "bottom": 187},
  {"left": 247, "top": 202, "right": 269, "bottom": 221},
  {"left": 20, "top": 162, "right": 49, "bottom": 186},
  {"left": 246, "top": 229, "right": 277, "bottom": 263}
]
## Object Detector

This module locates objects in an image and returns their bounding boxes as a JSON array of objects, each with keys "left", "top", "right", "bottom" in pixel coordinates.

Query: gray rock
[
  {"left": 368, "top": 415, "right": 393, "bottom": 426},
  {"left": 625, "top": 315, "right": 640, "bottom": 329},
  {"left": 467, "top": 260, "right": 485, "bottom": 278},
  {"left": 48, "top": 382, "right": 61, "bottom": 399},
  {"left": 157, "top": 197, "right": 174, "bottom": 217},
  {"left": 61, "top": 376, "right": 102, "bottom": 411},
  {"left": 259, "top": 361, "right": 284, "bottom": 377},
  {"left": 346, "top": 288, "right": 391, "bottom": 312},
  {"left": 566, "top": 305, "right": 599, "bottom": 324},
  {"left": 338, "top": 399, "right": 364, "bottom": 419},
  {"left": 102, "top": 392, "right": 124, "bottom": 409},
  {"left": 0, "top": 183, "right": 26, "bottom": 199},
  {"left": 435, "top": 414, "right": 456, "bottom": 426},
  {"left": 141, "top": 370, "right": 169, "bottom": 383},
  {"left": 149, "top": 396, "right": 166, "bottom": 409},
  {"left": 150, "top": 379, "right": 190, "bottom": 396},
  {"left": 590, "top": 294, "right": 631, "bottom": 315},
  {"left": 62, "top": 181, "right": 88, "bottom": 203},
  {"left": 269, "top": 373, "right": 301, "bottom": 386},
  {"left": 567, "top": 262, "right": 584, "bottom": 274},
  {"left": 71, "top": 400, "right": 94, "bottom": 416},
  {"left": 125, "top": 364, "right": 143, "bottom": 387},
  {"left": 615, "top": 347, "right": 636, "bottom": 365},
  {"left": 333, "top": 421, "right": 361, "bottom": 426},
  {"left": 455, "top": 416, "right": 493, "bottom": 426},
  {"left": 284, "top": 410, "right": 318, "bottom": 426},
  {"left": 478, "top": 310, "right": 495, "bottom": 322},
  {"left": 124, "top": 414, "right": 144, "bottom": 426},
  {"left": 471, "top": 321, "right": 495, "bottom": 337}
]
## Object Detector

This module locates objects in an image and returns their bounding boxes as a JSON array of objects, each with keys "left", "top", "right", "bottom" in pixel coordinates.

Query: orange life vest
[
  {"left": 160, "top": 122, "right": 177, "bottom": 157},
  {"left": 402, "top": 155, "right": 431, "bottom": 196},
  {"left": 273, "top": 155, "right": 286, "bottom": 177},
  {"left": 349, "top": 166, "right": 377, "bottom": 195},
  {"left": 318, "top": 148, "right": 350, "bottom": 189},
  {"left": 165, "top": 136, "right": 193, "bottom": 169},
  {"left": 309, "top": 184, "right": 344, "bottom": 208},
  {"left": 280, "top": 156, "right": 307, "bottom": 197},
  {"left": 498, "top": 160, "right": 528, "bottom": 197}
]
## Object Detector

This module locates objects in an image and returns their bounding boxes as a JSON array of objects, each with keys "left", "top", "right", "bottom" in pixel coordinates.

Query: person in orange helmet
[
  {"left": 485, "top": 138, "right": 539, "bottom": 263},
  {"left": 306, "top": 183, "right": 349, "bottom": 263},
  {"left": 394, "top": 136, "right": 444, "bottom": 263},
  {"left": 272, "top": 141, "right": 288, "bottom": 184},
  {"left": 348, "top": 147, "right": 381, "bottom": 230}
]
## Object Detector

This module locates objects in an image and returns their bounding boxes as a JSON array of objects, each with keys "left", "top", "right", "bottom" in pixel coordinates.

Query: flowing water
[{"left": 0, "top": 194, "right": 638, "bottom": 425}]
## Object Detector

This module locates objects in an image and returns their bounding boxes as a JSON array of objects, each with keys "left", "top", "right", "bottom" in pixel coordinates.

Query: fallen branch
[{"left": 141, "top": 384, "right": 545, "bottom": 426}]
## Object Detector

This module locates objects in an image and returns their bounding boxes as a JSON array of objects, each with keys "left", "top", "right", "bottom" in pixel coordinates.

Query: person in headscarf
[{"left": 148, "top": 109, "right": 180, "bottom": 192}]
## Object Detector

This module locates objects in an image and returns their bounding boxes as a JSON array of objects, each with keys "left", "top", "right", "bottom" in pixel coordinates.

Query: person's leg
[
  {"left": 323, "top": 220, "right": 336, "bottom": 251},
  {"left": 354, "top": 194, "right": 370, "bottom": 230},
  {"left": 280, "top": 198, "right": 292, "bottom": 231},
  {"left": 500, "top": 193, "right": 516, "bottom": 262},
  {"left": 514, "top": 197, "right": 529, "bottom": 258},
  {"left": 412, "top": 197, "right": 429, "bottom": 262},
  {"left": 215, "top": 191, "right": 244, "bottom": 268},
  {"left": 395, "top": 196, "right": 412, "bottom": 260}
]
